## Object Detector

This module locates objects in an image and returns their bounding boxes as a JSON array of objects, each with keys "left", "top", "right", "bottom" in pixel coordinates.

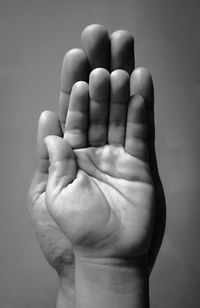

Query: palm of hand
[{"left": 47, "top": 144, "right": 155, "bottom": 259}]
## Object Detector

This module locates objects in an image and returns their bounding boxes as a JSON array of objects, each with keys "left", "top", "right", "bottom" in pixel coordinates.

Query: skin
[
  {"left": 46, "top": 71, "right": 152, "bottom": 308},
  {"left": 45, "top": 70, "right": 155, "bottom": 258},
  {"left": 28, "top": 24, "right": 166, "bottom": 304}
]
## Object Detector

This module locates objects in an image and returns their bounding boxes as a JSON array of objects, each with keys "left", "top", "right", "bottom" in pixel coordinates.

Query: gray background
[{"left": 0, "top": 0, "right": 199, "bottom": 307}]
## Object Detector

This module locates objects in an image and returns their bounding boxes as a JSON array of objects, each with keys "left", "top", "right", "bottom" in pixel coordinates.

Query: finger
[
  {"left": 125, "top": 95, "right": 148, "bottom": 162},
  {"left": 108, "top": 70, "right": 129, "bottom": 145},
  {"left": 81, "top": 24, "right": 110, "bottom": 70},
  {"left": 45, "top": 136, "right": 77, "bottom": 208},
  {"left": 89, "top": 68, "right": 110, "bottom": 146},
  {"left": 110, "top": 30, "right": 135, "bottom": 74},
  {"left": 36, "top": 111, "right": 63, "bottom": 173},
  {"left": 28, "top": 111, "right": 63, "bottom": 206},
  {"left": 64, "top": 81, "right": 89, "bottom": 149},
  {"left": 59, "top": 49, "right": 89, "bottom": 130},
  {"left": 130, "top": 68, "right": 158, "bottom": 173},
  {"left": 130, "top": 67, "right": 154, "bottom": 141},
  {"left": 130, "top": 67, "right": 166, "bottom": 273}
]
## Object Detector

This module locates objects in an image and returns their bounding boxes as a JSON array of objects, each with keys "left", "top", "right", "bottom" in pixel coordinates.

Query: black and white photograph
[{"left": 0, "top": 0, "right": 199, "bottom": 307}]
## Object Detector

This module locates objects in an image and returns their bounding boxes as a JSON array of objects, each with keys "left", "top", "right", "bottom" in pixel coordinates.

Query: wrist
[
  {"left": 75, "top": 255, "right": 149, "bottom": 308},
  {"left": 56, "top": 276, "right": 75, "bottom": 308}
]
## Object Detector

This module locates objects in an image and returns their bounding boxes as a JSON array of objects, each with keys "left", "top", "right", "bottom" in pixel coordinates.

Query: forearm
[
  {"left": 75, "top": 256, "right": 149, "bottom": 308},
  {"left": 56, "top": 276, "right": 75, "bottom": 308}
]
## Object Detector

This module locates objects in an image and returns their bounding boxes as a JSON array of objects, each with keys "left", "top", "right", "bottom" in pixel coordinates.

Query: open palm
[
  {"left": 45, "top": 68, "right": 155, "bottom": 260},
  {"left": 28, "top": 26, "right": 135, "bottom": 277},
  {"left": 28, "top": 25, "right": 165, "bottom": 284}
]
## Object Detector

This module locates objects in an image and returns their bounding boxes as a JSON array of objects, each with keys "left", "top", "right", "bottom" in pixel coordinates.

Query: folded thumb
[{"left": 44, "top": 135, "right": 77, "bottom": 204}]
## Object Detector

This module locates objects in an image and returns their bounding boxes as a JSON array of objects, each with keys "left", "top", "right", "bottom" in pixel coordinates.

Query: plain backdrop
[{"left": 0, "top": 0, "right": 199, "bottom": 307}]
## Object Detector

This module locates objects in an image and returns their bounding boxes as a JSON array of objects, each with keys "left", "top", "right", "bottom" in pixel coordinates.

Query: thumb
[{"left": 44, "top": 135, "right": 77, "bottom": 205}]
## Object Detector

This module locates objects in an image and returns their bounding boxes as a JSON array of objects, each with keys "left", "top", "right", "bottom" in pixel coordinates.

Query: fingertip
[
  {"left": 89, "top": 68, "right": 110, "bottom": 101},
  {"left": 110, "top": 29, "right": 134, "bottom": 46},
  {"left": 81, "top": 24, "right": 110, "bottom": 70},
  {"left": 110, "top": 69, "right": 129, "bottom": 81},
  {"left": 111, "top": 29, "right": 132, "bottom": 36},
  {"left": 89, "top": 67, "right": 110, "bottom": 80},
  {"left": 61, "top": 48, "right": 89, "bottom": 93},
  {"left": 39, "top": 110, "right": 58, "bottom": 125},
  {"left": 38, "top": 110, "right": 61, "bottom": 136},
  {"left": 71, "top": 80, "right": 89, "bottom": 97},
  {"left": 130, "top": 67, "right": 154, "bottom": 109},
  {"left": 110, "top": 30, "right": 135, "bottom": 74},
  {"left": 69, "top": 80, "right": 89, "bottom": 114},
  {"left": 81, "top": 24, "right": 107, "bottom": 39},
  {"left": 110, "top": 69, "right": 130, "bottom": 101},
  {"left": 131, "top": 67, "right": 152, "bottom": 85},
  {"left": 37, "top": 111, "right": 62, "bottom": 159},
  {"left": 62, "top": 48, "right": 86, "bottom": 64}
]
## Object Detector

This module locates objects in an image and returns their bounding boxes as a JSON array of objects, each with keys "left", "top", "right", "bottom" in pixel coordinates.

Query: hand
[
  {"left": 59, "top": 25, "right": 165, "bottom": 272},
  {"left": 45, "top": 66, "right": 155, "bottom": 261},
  {"left": 28, "top": 25, "right": 136, "bottom": 279},
  {"left": 45, "top": 69, "right": 156, "bottom": 308},
  {"left": 28, "top": 25, "right": 166, "bottom": 305}
]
